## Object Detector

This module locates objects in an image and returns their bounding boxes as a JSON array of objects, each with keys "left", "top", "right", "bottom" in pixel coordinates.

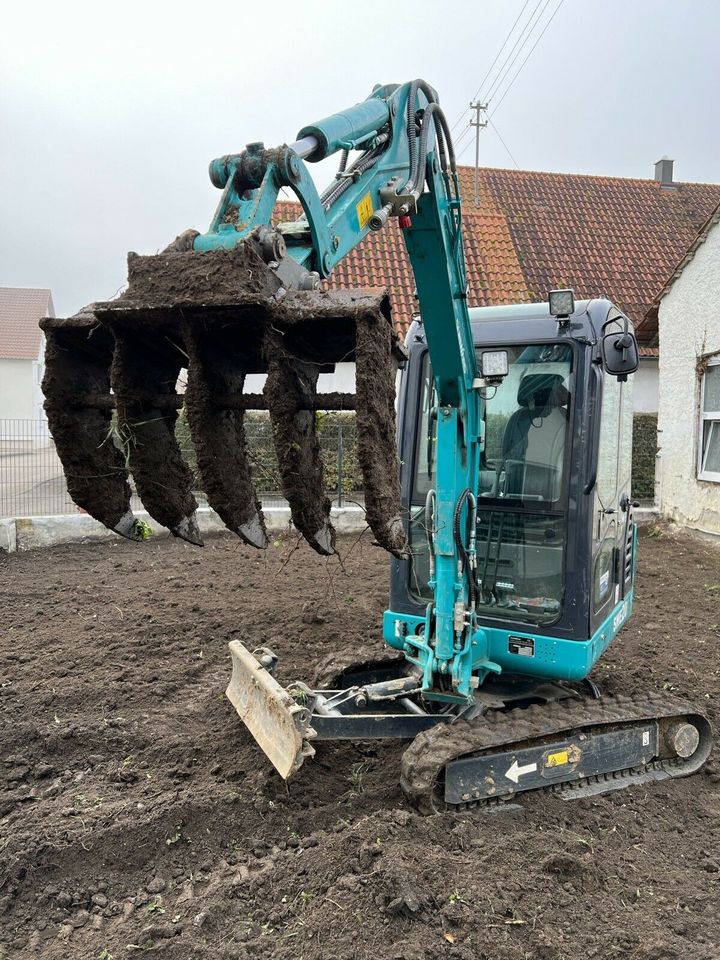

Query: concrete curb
[
  {"left": 634, "top": 506, "right": 660, "bottom": 524},
  {"left": 0, "top": 518, "right": 17, "bottom": 553},
  {"left": 0, "top": 506, "right": 368, "bottom": 553}
]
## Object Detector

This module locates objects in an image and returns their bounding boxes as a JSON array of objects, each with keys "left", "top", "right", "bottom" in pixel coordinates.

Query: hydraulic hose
[
  {"left": 412, "top": 103, "right": 456, "bottom": 196},
  {"left": 425, "top": 488, "right": 437, "bottom": 583},
  {"left": 453, "top": 488, "right": 478, "bottom": 608},
  {"left": 320, "top": 142, "right": 385, "bottom": 209},
  {"left": 404, "top": 79, "right": 440, "bottom": 193}
]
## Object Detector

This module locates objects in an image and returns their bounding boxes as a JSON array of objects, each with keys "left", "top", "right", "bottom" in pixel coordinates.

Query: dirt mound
[{"left": 1, "top": 527, "right": 719, "bottom": 959}]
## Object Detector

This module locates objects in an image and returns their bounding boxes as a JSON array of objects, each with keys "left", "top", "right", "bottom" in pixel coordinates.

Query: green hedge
[
  {"left": 176, "top": 409, "right": 658, "bottom": 503},
  {"left": 175, "top": 410, "right": 362, "bottom": 496},
  {"left": 632, "top": 413, "right": 657, "bottom": 502}
]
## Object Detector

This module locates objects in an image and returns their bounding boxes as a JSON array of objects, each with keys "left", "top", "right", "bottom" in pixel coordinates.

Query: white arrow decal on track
[{"left": 505, "top": 759, "right": 538, "bottom": 784}]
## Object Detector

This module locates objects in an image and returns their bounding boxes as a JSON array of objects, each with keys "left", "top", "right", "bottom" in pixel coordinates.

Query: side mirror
[{"left": 601, "top": 330, "right": 639, "bottom": 381}]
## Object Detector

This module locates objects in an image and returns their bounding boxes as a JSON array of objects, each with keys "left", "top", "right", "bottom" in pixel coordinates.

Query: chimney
[{"left": 654, "top": 156, "right": 675, "bottom": 187}]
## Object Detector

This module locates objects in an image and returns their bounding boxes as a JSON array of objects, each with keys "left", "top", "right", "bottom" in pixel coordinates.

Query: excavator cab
[{"left": 389, "top": 298, "right": 638, "bottom": 670}]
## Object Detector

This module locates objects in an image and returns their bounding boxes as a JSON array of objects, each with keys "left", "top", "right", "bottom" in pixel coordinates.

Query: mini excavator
[{"left": 42, "top": 81, "right": 711, "bottom": 812}]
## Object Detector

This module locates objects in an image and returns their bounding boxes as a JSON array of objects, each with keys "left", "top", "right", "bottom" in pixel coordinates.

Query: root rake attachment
[{"left": 41, "top": 241, "right": 409, "bottom": 557}]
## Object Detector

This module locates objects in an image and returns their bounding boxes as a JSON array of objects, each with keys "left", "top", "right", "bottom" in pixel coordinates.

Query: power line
[
  {"left": 456, "top": 116, "right": 520, "bottom": 172},
  {"left": 490, "top": 0, "right": 566, "bottom": 118},
  {"left": 453, "top": 121, "right": 475, "bottom": 155},
  {"left": 488, "top": 118, "right": 520, "bottom": 170},
  {"left": 483, "top": 0, "right": 553, "bottom": 105},
  {"left": 450, "top": 0, "right": 532, "bottom": 133},
  {"left": 451, "top": 0, "right": 566, "bottom": 185}
]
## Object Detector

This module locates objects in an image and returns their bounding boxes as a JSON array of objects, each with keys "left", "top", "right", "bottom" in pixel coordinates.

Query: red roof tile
[
  {"left": 0, "top": 287, "right": 54, "bottom": 360},
  {"left": 274, "top": 165, "right": 720, "bottom": 344}
]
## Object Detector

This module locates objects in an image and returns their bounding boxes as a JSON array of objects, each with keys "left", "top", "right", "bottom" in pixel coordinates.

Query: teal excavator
[{"left": 42, "top": 81, "right": 711, "bottom": 812}]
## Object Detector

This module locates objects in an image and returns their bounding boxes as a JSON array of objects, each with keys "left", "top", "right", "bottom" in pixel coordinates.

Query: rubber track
[{"left": 400, "top": 692, "right": 712, "bottom": 815}]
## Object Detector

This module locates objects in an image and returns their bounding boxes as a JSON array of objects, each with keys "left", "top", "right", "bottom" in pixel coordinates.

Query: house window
[{"left": 698, "top": 356, "right": 720, "bottom": 482}]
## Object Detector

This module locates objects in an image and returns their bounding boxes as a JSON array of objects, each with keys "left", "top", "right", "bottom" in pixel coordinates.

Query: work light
[
  {"left": 481, "top": 349, "right": 509, "bottom": 381},
  {"left": 549, "top": 289, "right": 575, "bottom": 319}
]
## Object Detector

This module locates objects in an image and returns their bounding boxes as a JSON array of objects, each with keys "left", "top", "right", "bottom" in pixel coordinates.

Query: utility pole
[{"left": 469, "top": 101, "right": 488, "bottom": 207}]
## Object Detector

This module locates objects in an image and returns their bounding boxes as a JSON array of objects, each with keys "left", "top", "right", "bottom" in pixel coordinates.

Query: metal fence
[{"left": 0, "top": 418, "right": 363, "bottom": 520}]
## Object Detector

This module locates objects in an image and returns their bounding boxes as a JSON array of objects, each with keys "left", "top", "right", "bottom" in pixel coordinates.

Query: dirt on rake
[{"left": 0, "top": 525, "right": 719, "bottom": 960}]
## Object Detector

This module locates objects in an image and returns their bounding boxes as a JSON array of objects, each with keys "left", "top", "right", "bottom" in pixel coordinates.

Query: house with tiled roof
[
  {"left": 654, "top": 203, "right": 720, "bottom": 534},
  {"left": 0, "top": 287, "right": 54, "bottom": 422},
  {"left": 274, "top": 158, "right": 720, "bottom": 413}
]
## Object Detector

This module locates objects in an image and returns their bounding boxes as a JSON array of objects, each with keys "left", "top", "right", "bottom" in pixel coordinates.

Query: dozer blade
[
  {"left": 42, "top": 240, "right": 409, "bottom": 557},
  {"left": 226, "top": 640, "right": 316, "bottom": 779}
]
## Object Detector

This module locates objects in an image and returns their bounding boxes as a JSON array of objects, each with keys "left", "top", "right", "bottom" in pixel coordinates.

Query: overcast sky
[{"left": 1, "top": 0, "right": 718, "bottom": 316}]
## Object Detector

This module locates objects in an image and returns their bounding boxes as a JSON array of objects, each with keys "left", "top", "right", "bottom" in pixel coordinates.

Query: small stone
[
  {"left": 55, "top": 892, "right": 72, "bottom": 909},
  {"left": 337, "top": 874, "right": 360, "bottom": 892},
  {"left": 140, "top": 923, "right": 177, "bottom": 940},
  {"left": 91, "top": 893, "right": 108, "bottom": 908},
  {"left": 7, "top": 767, "right": 30, "bottom": 783},
  {"left": 145, "top": 877, "right": 166, "bottom": 894}
]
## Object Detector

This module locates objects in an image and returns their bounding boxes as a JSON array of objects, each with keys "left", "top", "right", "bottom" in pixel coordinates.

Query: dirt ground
[{"left": 1, "top": 526, "right": 719, "bottom": 960}]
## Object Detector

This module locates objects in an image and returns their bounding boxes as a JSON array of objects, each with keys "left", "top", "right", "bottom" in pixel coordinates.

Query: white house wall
[
  {"left": 633, "top": 359, "right": 659, "bottom": 413},
  {"left": 0, "top": 358, "right": 35, "bottom": 420},
  {"left": 657, "top": 220, "right": 720, "bottom": 534},
  {"left": 244, "top": 361, "right": 356, "bottom": 396}
]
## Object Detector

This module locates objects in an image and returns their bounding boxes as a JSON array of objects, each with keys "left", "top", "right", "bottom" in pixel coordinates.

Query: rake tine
[
  {"left": 41, "top": 310, "right": 144, "bottom": 541},
  {"left": 183, "top": 320, "right": 268, "bottom": 549},
  {"left": 110, "top": 328, "right": 202, "bottom": 545},
  {"left": 264, "top": 331, "right": 335, "bottom": 556}
]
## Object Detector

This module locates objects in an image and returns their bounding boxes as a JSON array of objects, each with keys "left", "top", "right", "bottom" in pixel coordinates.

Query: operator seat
[{"left": 501, "top": 373, "right": 569, "bottom": 499}]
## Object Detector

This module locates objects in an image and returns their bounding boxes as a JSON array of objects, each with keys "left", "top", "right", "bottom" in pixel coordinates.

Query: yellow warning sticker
[
  {"left": 546, "top": 750, "right": 570, "bottom": 768},
  {"left": 545, "top": 744, "right": 582, "bottom": 768},
  {"left": 356, "top": 193, "right": 374, "bottom": 230}
]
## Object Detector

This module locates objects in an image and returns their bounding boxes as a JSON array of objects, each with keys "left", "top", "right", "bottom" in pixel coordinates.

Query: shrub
[
  {"left": 175, "top": 410, "right": 363, "bottom": 498},
  {"left": 632, "top": 413, "right": 657, "bottom": 502}
]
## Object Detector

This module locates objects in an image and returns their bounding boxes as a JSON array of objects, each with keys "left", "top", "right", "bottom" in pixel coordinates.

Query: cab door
[{"left": 590, "top": 370, "right": 634, "bottom": 633}]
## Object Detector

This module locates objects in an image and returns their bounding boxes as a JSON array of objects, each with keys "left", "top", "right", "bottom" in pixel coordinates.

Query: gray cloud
[{"left": 1, "top": 0, "right": 718, "bottom": 315}]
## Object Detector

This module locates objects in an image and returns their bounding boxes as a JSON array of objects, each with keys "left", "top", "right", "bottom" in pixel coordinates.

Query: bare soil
[{"left": 1, "top": 526, "right": 719, "bottom": 960}]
